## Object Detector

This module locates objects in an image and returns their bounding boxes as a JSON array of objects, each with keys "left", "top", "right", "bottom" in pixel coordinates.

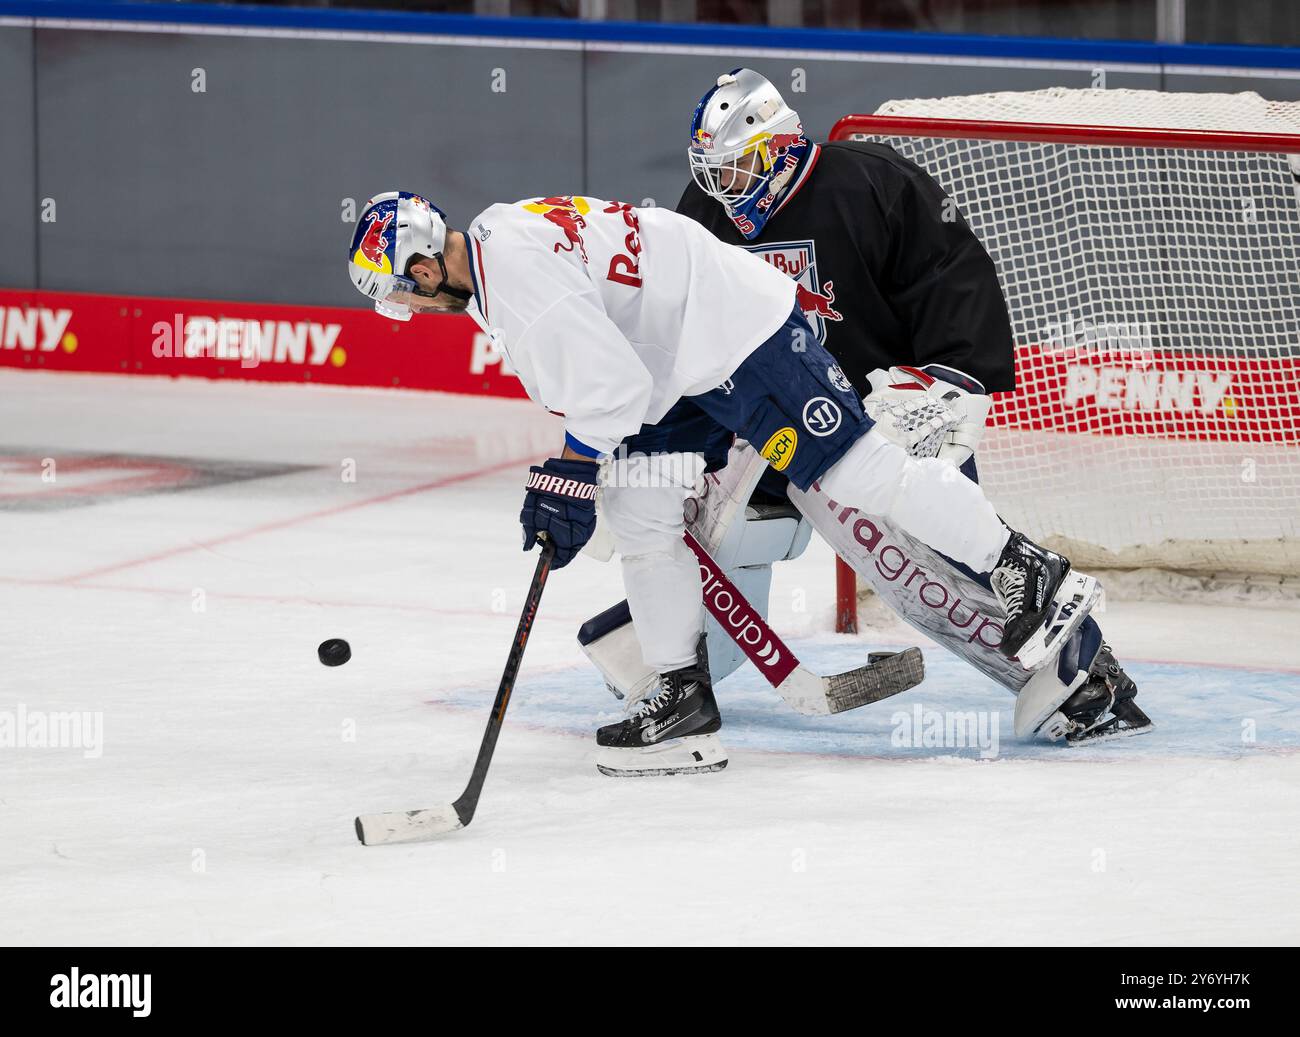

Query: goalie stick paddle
[
  {"left": 683, "top": 529, "right": 925, "bottom": 715},
  {"left": 355, "top": 535, "right": 557, "bottom": 846}
]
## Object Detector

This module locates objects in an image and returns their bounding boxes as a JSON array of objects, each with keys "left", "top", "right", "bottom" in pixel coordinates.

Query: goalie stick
[
  {"left": 683, "top": 529, "right": 925, "bottom": 715},
  {"left": 355, "top": 535, "right": 557, "bottom": 846}
]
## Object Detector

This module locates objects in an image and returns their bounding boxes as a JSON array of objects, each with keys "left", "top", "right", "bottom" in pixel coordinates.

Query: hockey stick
[
  {"left": 684, "top": 529, "right": 925, "bottom": 716},
  {"left": 355, "top": 535, "right": 557, "bottom": 846}
]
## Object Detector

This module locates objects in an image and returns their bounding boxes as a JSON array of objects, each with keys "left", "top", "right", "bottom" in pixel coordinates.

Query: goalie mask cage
[{"left": 830, "top": 87, "right": 1300, "bottom": 633}]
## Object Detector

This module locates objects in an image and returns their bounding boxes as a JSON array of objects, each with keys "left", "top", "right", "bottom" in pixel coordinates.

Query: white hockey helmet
[
  {"left": 347, "top": 191, "right": 466, "bottom": 321},
  {"left": 688, "top": 69, "right": 805, "bottom": 219}
]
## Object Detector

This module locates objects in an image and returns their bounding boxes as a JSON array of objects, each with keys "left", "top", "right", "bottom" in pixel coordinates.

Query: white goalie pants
[{"left": 601, "top": 428, "right": 1011, "bottom": 675}]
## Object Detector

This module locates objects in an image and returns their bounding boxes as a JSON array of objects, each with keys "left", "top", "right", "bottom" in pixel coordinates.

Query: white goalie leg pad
[
  {"left": 1013, "top": 615, "right": 1105, "bottom": 737},
  {"left": 690, "top": 440, "right": 812, "bottom": 684},
  {"left": 595, "top": 733, "right": 728, "bottom": 777},
  {"left": 577, "top": 605, "right": 662, "bottom": 703},
  {"left": 788, "top": 475, "right": 1029, "bottom": 692},
  {"left": 789, "top": 472, "right": 1115, "bottom": 739},
  {"left": 1016, "top": 665, "right": 1091, "bottom": 741},
  {"left": 818, "top": 428, "right": 1009, "bottom": 573},
  {"left": 704, "top": 562, "right": 774, "bottom": 681},
  {"left": 578, "top": 441, "right": 813, "bottom": 702}
]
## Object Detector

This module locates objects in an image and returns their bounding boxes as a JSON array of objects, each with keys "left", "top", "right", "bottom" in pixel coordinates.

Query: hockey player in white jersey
[{"left": 347, "top": 190, "right": 1102, "bottom": 775}]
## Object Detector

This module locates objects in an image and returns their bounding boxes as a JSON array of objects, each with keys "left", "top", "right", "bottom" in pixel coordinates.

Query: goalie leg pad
[
  {"left": 579, "top": 440, "right": 814, "bottom": 702},
  {"left": 1013, "top": 615, "right": 1102, "bottom": 738},
  {"left": 577, "top": 601, "right": 658, "bottom": 703}
]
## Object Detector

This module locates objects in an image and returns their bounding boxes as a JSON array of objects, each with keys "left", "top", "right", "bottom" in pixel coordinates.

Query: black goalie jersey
[{"left": 675, "top": 140, "right": 1016, "bottom": 397}]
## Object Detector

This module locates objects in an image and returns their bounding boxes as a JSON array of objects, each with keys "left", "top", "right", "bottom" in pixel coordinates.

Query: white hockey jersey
[{"left": 462, "top": 196, "right": 796, "bottom": 456}]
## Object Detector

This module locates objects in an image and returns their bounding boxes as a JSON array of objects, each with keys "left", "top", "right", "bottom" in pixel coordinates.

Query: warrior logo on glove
[
  {"left": 520, "top": 458, "right": 600, "bottom": 570},
  {"left": 525, "top": 470, "right": 599, "bottom": 501}
]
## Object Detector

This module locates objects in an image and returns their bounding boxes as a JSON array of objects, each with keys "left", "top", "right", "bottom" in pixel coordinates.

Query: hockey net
[{"left": 830, "top": 87, "right": 1300, "bottom": 630}]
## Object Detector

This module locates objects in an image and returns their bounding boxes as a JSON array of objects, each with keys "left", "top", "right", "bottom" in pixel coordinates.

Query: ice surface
[{"left": 1, "top": 372, "right": 1297, "bottom": 945}]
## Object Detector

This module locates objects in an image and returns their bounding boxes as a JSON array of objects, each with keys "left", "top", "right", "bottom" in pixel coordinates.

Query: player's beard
[
  {"left": 436, "top": 294, "right": 470, "bottom": 314},
  {"left": 408, "top": 291, "right": 471, "bottom": 316}
]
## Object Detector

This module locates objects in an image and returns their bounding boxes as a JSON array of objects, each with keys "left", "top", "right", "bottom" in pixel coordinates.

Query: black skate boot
[
  {"left": 1045, "top": 643, "right": 1154, "bottom": 744},
  {"left": 595, "top": 662, "right": 727, "bottom": 777},
  {"left": 991, "top": 531, "right": 1102, "bottom": 669}
]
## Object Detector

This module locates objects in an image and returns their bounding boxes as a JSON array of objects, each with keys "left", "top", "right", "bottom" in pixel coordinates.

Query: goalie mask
[
  {"left": 688, "top": 68, "right": 808, "bottom": 240},
  {"left": 347, "top": 191, "right": 471, "bottom": 321}
]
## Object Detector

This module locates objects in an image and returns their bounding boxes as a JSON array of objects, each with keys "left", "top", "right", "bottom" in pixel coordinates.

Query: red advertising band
[
  {"left": 0, "top": 287, "right": 526, "bottom": 398},
  {"left": 4, "top": 288, "right": 1297, "bottom": 445}
]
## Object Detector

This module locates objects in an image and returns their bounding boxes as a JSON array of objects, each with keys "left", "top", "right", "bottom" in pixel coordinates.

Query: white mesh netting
[{"left": 838, "top": 88, "right": 1300, "bottom": 576}]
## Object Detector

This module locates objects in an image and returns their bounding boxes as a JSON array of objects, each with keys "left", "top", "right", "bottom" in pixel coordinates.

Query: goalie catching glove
[
  {"left": 864, "top": 364, "right": 992, "bottom": 467},
  {"left": 520, "top": 458, "right": 600, "bottom": 569}
]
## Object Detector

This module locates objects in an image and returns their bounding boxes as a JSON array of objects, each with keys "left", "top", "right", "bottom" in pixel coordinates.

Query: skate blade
[
  {"left": 596, "top": 733, "right": 728, "bottom": 777},
  {"left": 1065, "top": 720, "right": 1156, "bottom": 746},
  {"left": 1015, "top": 571, "right": 1102, "bottom": 670}
]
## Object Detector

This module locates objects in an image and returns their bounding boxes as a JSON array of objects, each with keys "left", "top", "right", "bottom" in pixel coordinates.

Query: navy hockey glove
[{"left": 520, "top": 458, "right": 600, "bottom": 570}]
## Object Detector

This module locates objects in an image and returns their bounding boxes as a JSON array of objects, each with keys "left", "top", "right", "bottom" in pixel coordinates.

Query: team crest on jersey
[{"left": 746, "top": 239, "right": 842, "bottom": 344}]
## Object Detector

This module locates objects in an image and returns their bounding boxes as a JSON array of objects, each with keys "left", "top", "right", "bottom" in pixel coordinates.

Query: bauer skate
[
  {"left": 992, "top": 531, "right": 1102, "bottom": 670},
  {"left": 595, "top": 662, "right": 727, "bottom": 777}
]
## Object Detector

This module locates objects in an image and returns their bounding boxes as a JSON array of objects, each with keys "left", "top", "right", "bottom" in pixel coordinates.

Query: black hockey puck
[{"left": 318, "top": 638, "right": 351, "bottom": 667}]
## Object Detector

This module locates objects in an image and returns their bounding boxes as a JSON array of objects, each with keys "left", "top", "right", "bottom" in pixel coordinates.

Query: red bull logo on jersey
[
  {"left": 747, "top": 240, "right": 842, "bottom": 343},
  {"left": 352, "top": 208, "right": 394, "bottom": 275},
  {"left": 524, "top": 196, "right": 591, "bottom": 264},
  {"left": 795, "top": 281, "right": 841, "bottom": 322}
]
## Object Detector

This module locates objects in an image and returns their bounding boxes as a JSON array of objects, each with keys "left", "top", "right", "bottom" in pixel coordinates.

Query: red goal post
[{"left": 828, "top": 89, "right": 1300, "bottom": 633}]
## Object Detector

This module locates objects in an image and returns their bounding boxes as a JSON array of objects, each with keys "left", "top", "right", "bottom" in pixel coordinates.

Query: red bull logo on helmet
[
  {"left": 352, "top": 205, "right": 395, "bottom": 275},
  {"left": 762, "top": 130, "right": 804, "bottom": 166}
]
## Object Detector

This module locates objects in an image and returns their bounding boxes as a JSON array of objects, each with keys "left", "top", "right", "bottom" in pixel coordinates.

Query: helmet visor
[
  {"left": 688, "top": 144, "right": 767, "bottom": 208},
  {"left": 374, "top": 274, "right": 424, "bottom": 322}
]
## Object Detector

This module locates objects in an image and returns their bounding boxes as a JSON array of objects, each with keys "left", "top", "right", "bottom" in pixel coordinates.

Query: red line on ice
[{"left": 58, "top": 452, "right": 541, "bottom": 584}]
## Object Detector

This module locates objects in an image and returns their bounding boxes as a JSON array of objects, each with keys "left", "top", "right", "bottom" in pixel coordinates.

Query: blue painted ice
[{"left": 435, "top": 637, "right": 1300, "bottom": 763}]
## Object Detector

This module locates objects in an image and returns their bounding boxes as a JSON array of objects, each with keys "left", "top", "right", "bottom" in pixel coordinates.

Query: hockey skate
[
  {"left": 1042, "top": 643, "right": 1154, "bottom": 744},
  {"left": 595, "top": 663, "right": 728, "bottom": 777},
  {"left": 991, "top": 531, "right": 1101, "bottom": 670}
]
